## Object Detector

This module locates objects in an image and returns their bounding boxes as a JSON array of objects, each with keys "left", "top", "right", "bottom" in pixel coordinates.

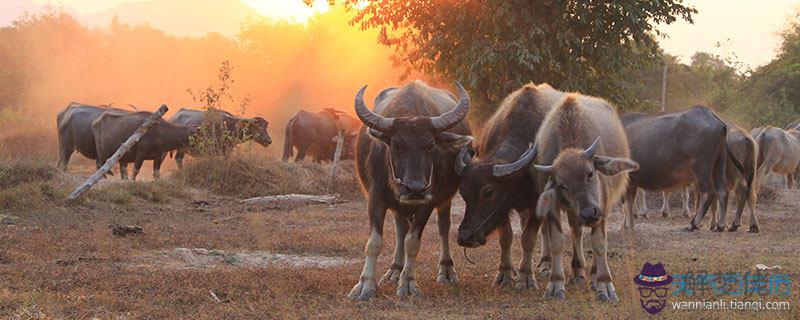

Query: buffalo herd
[{"left": 56, "top": 80, "right": 800, "bottom": 304}]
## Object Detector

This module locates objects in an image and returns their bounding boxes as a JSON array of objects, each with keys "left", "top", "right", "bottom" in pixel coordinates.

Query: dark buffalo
[
  {"left": 621, "top": 106, "right": 743, "bottom": 232},
  {"left": 455, "top": 83, "right": 556, "bottom": 290},
  {"left": 168, "top": 108, "right": 272, "bottom": 168},
  {"left": 347, "top": 80, "right": 472, "bottom": 300},
  {"left": 93, "top": 111, "right": 196, "bottom": 180},
  {"left": 282, "top": 108, "right": 360, "bottom": 163},
  {"left": 533, "top": 94, "right": 639, "bottom": 302},
  {"left": 57, "top": 103, "right": 129, "bottom": 172},
  {"left": 707, "top": 125, "right": 759, "bottom": 232}
]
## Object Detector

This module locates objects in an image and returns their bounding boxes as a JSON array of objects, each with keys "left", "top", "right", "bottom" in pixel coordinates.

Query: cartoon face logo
[{"left": 633, "top": 262, "right": 673, "bottom": 314}]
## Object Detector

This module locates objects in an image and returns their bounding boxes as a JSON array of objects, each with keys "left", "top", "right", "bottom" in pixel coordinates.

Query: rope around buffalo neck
[{"left": 462, "top": 191, "right": 511, "bottom": 265}]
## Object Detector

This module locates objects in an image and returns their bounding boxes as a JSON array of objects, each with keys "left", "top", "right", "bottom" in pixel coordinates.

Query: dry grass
[{"left": 175, "top": 154, "right": 361, "bottom": 200}]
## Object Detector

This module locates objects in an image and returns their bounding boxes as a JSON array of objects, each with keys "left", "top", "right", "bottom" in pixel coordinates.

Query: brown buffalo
[
  {"left": 621, "top": 107, "right": 743, "bottom": 232},
  {"left": 533, "top": 94, "right": 638, "bottom": 303},
  {"left": 282, "top": 108, "right": 360, "bottom": 163},
  {"left": 93, "top": 111, "right": 196, "bottom": 180},
  {"left": 168, "top": 108, "right": 272, "bottom": 168},
  {"left": 454, "top": 83, "right": 557, "bottom": 290},
  {"left": 755, "top": 126, "right": 800, "bottom": 189},
  {"left": 347, "top": 80, "right": 472, "bottom": 300},
  {"left": 707, "top": 126, "right": 759, "bottom": 232},
  {"left": 57, "top": 103, "right": 129, "bottom": 172}
]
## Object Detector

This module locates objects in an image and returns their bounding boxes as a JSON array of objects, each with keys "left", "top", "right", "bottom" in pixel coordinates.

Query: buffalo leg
[
  {"left": 295, "top": 144, "right": 308, "bottom": 162},
  {"left": 153, "top": 155, "right": 163, "bottom": 180},
  {"left": 591, "top": 220, "right": 617, "bottom": 303},
  {"left": 543, "top": 212, "right": 566, "bottom": 300},
  {"left": 567, "top": 212, "right": 587, "bottom": 286},
  {"left": 637, "top": 189, "right": 647, "bottom": 218},
  {"left": 620, "top": 187, "right": 636, "bottom": 230},
  {"left": 380, "top": 212, "right": 407, "bottom": 284},
  {"left": 119, "top": 162, "right": 129, "bottom": 180},
  {"left": 729, "top": 185, "right": 747, "bottom": 232},
  {"left": 787, "top": 174, "right": 795, "bottom": 189},
  {"left": 660, "top": 191, "right": 670, "bottom": 217},
  {"left": 435, "top": 201, "right": 458, "bottom": 284},
  {"left": 747, "top": 190, "right": 760, "bottom": 233},
  {"left": 396, "top": 206, "right": 434, "bottom": 297},
  {"left": 712, "top": 151, "right": 729, "bottom": 232},
  {"left": 348, "top": 199, "right": 388, "bottom": 300},
  {"left": 57, "top": 134, "right": 74, "bottom": 171},
  {"left": 493, "top": 218, "right": 515, "bottom": 288},
  {"left": 175, "top": 149, "right": 185, "bottom": 170},
  {"left": 681, "top": 187, "right": 692, "bottom": 217},
  {"left": 686, "top": 193, "right": 715, "bottom": 231},
  {"left": 131, "top": 157, "right": 145, "bottom": 181},
  {"left": 516, "top": 209, "right": 540, "bottom": 290},
  {"left": 536, "top": 221, "right": 553, "bottom": 278}
]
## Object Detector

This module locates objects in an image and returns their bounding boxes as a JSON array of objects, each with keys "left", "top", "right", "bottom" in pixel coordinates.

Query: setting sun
[{"left": 242, "top": 0, "right": 330, "bottom": 23}]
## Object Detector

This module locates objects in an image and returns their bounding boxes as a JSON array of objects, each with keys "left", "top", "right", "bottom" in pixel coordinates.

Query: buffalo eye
[
  {"left": 480, "top": 186, "right": 495, "bottom": 200},
  {"left": 587, "top": 171, "right": 594, "bottom": 179}
]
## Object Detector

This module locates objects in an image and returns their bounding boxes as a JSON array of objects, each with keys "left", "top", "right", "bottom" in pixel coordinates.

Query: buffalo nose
[
  {"left": 580, "top": 206, "right": 602, "bottom": 222},
  {"left": 403, "top": 181, "right": 428, "bottom": 196}
]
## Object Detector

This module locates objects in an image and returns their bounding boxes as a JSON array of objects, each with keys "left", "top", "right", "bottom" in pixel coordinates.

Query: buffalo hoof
[
  {"left": 727, "top": 225, "right": 739, "bottom": 232},
  {"left": 711, "top": 225, "right": 724, "bottom": 232},
  {"left": 396, "top": 278, "right": 421, "bottom": 298},
  {"left": 379, "top": 268, "right": 401, "bottom": 285},
  {"left": 662, "top": 211, "right": 669, "bottom": 218},
  {"left": 348, "top": 278, "right": 377, "bottom": 300},
  {"left": 492, "top": 269, "right": 516, "bottom": 288},
  {"left": 543, "top": 282, "right": 566, "bottom": 300},
  {"left": 595, "top": 282, "right": 619, "bottom": 303},
  {"left": 515, "top": 271, "right": 538, "bottom": 290},
  {"left": 748, "top": 225, "right": 760, "bottom": 233},
  {"left": 570, "top": 274, "right": 587, "bottom": 287},
  {"left": 681, "top": 224, "right": 699, "bottom": 232},
  {"left": 437, "top": 264, "right": 458, "bottom": 284},
  {"left": 537, "top": 261, "right": 552, "bottom": 279}
]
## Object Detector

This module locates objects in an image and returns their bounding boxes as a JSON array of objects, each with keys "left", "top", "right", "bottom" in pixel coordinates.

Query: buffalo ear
[
  {"left": 367, "top": 128, "right": 391, "bottom": 144},
  {"left": 593, "top": 156, "right": 639, "bottom": 176},
  {"left": 535, "top": 187, "right": 559, "bottom": 220},
  {"left": 435, "top": 132, "right": 473, "bottom": 151}
]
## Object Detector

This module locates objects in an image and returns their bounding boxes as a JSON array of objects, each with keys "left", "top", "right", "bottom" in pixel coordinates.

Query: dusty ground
[{"left": 2, "top": 166, "right": 800, "bottom": 319}]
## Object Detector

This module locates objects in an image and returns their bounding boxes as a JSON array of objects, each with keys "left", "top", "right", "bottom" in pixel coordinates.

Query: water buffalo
[
  {"left": 707, "top": 126, "right": 759, "bottom": 232},
  {"left": 755, "top": 126, "right": 800, "bottom": 189},
  {"left": 57, "top": 103, "right": 129, "bottom": 172},
  {"left": 93, "top": 111, "right": 196, "bottom": 180},
  {"left": 455, "top": 83, "right": 558, "bottom": 290},
  {"left": 533, "top": 94, "right": 638, "bottom": 303},
  {"left": 620, "top": 107, "right": 743, "bottom": 232},
  {"left": 282, "top": 108, "right": 360, "bottom": 163},
  {"left": 347, "top": 80, "right": 472, "bottom": 300},
  {"left": 168, "top": 108, "right": 272, "bottom": 168}
]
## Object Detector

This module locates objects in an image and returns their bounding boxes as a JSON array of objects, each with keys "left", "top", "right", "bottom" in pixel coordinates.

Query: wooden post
[
  {"left": 67, "top": 105, "right": 169, "bottom": 200},
  {"left": 661, "top": 63, "right": 668, "bottom": 112},
  {"left": 328, "top": 129, "right": 345, "bottom": 195}
]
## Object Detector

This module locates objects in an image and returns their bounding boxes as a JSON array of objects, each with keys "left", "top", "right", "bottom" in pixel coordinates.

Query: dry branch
[
  {"left": 67, "top": 105, "right": 169, "bottom": 200},
  {"left": 240, "top": 194, "right": 338, "bottom": 205}
]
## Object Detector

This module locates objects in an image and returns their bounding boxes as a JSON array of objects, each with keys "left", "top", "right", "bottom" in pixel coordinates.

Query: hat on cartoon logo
[{"left": 634, "top": 262, "right": 673, "bottom": 315}]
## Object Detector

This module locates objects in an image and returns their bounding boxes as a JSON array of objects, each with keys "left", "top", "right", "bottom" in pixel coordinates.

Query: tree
[{"left": 343, "top": 0, "right": 695, "bottom": 125}]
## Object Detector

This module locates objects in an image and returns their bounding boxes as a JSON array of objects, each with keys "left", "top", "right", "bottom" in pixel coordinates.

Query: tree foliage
[{"left": 344, "top": 0, "right": 695, "bottom": 125}]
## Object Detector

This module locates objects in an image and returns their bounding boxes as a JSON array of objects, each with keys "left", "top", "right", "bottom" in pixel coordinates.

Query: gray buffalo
[
  {"left": 93, "top": 111, "right": 196, "bottom": 180},
  {"left": 533, "top": 94, "right": 639, "bottom": 303},
  {"left": 621, "top": 107, "right": 743, "bottom": 232},
  {"left": 57, "top": 102, "right": 129, "bottom": 172},
  {"left": 347, "top": 80, "right": 472, "bottom": 300},
  {"left": 282, "top": 108, "right": 360, "bottom": 163},
  {"left": 755, "top": 126, "right": 800, "bottom": 189},
  {"left": 168, "top": 108, "right": 272, "bottom": 168}
]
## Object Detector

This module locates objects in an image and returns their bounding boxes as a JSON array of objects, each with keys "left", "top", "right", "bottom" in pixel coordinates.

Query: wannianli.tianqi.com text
[{"left": 671, "top": 299, "right": 791, "bottom": 311}]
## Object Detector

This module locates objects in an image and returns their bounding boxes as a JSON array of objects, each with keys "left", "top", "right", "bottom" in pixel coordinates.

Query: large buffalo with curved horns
[{"left": 347, "top": 80, "right": 472, "bottom": 300}]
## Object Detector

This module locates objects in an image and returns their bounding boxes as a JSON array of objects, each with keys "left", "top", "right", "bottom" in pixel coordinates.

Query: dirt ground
[{"left": 2, "top": 166, "right": 800, "bottom": 319}]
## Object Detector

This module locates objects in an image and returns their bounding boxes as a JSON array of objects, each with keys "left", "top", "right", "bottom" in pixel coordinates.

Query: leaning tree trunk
[{"left": 67, "top": 105, "right": 169, "bottom": 200}]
